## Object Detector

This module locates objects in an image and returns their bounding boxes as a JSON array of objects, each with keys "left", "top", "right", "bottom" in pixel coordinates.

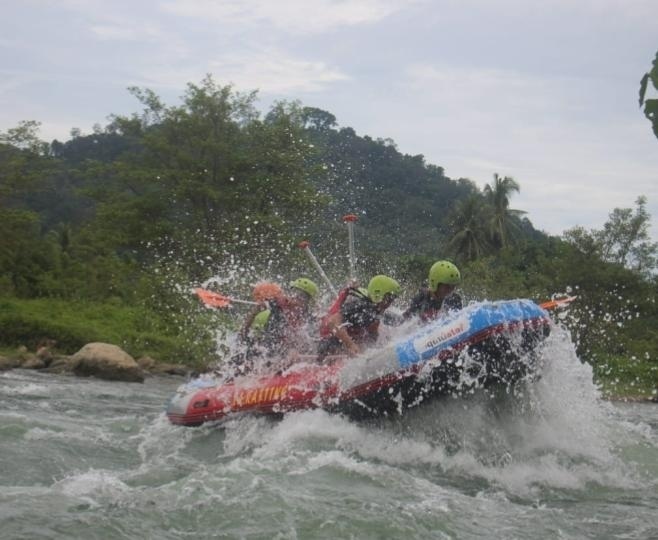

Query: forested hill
[
  {"left": 300, "top": 108, "right": 481, "bottom": 254},
  {"left": 51, "top": 105, "right": 485, "bottom": 263},
  {"left": 2, "top": 78, "right": 539, "bottom": 289},
  {"left": 1, "top": 77, "right": 656, "bottom": 371}
]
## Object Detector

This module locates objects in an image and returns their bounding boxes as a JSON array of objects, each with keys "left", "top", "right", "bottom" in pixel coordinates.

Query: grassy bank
[
  {"left": 592, "top": 353, "right": 658, "bottom": 401},
  {"left": 0, "top": 296, "right": 219, "bottom": 367}
]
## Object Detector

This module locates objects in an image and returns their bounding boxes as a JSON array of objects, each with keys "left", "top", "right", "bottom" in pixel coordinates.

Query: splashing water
[{"left": 2, "top": 315, "right": 658, "bottom": 538}]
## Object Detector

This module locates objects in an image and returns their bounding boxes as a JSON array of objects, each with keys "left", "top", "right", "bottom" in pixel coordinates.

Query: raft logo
[
  {"left": 421, "top": 319, "right": 468, "bottom": 351},
  {"left": 232, "top": 385, "right": 289, "bottom": 408}
]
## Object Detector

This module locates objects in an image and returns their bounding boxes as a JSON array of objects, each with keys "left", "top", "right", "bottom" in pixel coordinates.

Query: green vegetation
[
  {"left": 593, "top": 354, "right": 658, "bottom": 400},
  {"left": 0, "top": 296, "right": 215, "bottom": 367},
  {"left": 639, "top": 49, "right": 658, "bottom": 139},
  {"left": 1, "top": 75, "right": 657, "bottom": 397}
]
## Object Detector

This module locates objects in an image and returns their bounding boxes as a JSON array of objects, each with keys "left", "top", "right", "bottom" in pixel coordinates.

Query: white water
[{"left": 2, "top": 322, "right": 658, "bottom": 539}]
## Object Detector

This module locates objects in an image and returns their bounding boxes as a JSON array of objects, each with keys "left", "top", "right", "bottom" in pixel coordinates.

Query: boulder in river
[
  {"left": 42, "top": 356, "right": 77, "bottom": 374},
  {"left": 71, "top": 343, "right": 144, "bottom": 383},
  {"left": 0, "top": 356, "right": 22, "bottom": 371},
  {"left": 20, "top": 356, "right": 46, "bottom": 370}
]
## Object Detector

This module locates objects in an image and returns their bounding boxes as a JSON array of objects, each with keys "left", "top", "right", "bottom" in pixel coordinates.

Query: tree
[
  {"left": 0, "top": 122, "right": 57, "bottom": 202},
  {"left": 0, "top": 120, "right": 49, "bottom": 155},
  {"left": 639, "top": 50, "right": 658, "bottom": 139},
  {"left": 301, "top": 107, "right": 337, "bottom": 131},
  {"left": 595, "top": 196, "right": 658, "bottom": 276},
  {"left": 483, "top": 173, "right": 526, "bottom": 249},
  {"left": 82, "top": 77, "right": 329, "bottom": 281},
  {"left": 563, "top": 196, "right": 658, "bottom": 277},
  {"left": 447, "top": 194, "right": 492, "bottom": 262}
]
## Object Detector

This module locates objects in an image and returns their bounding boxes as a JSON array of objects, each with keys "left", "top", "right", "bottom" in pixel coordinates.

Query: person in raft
[
  {"left": 316, "top": 274, "right": 402, "bottom": 360},
  {"left": 235, "top": 278, "right": 320, "bottom": 370},
  {"left": 238, "top": 281, "right": 284, "bottom": 346},
  {"left": 402, "top": 260, "right": 462, "bottom": 323},
  {"left": 258, "top": 277, "right": 320, "bottom": 358}
]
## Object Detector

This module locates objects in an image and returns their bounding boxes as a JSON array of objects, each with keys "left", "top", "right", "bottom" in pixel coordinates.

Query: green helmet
[
  {"left": 428, "top": 260, "right": 461, "bottom": 292},
  {"left": 290, "top": 277, "right": 319, "bottom": 300},
  {"left": 367, "top": 275, "right": 401, "bottom": 303},
  {"left": 252, "top": 309, "right": 271, "bottom": 335}
]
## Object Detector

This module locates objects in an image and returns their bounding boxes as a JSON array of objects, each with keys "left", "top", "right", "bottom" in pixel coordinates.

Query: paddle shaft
[
  {"left": 298, "top": 241, "right": 337, "bottom": 295},
  {"left": 343, "top": 214, "right": 358, "bottom": 281}
]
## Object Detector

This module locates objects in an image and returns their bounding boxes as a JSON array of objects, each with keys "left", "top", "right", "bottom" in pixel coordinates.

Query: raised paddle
[
  {"left": 298, "top": 240, "right": 337, "bottom": 295},
  {"left": 342, "top": 213, "right": 359, "bottom": 281}
]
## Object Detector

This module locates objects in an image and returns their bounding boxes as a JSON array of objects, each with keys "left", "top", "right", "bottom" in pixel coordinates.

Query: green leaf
[
  {"left": 639, "top": 73, "right": 649, "bottom": 106},
  {"left": 644, "top": 98, "right": 658, "bottom": 117}
]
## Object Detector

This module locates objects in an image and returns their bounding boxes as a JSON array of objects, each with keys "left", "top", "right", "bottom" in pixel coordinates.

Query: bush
[
  {"left": 0, "top": 296, "right": 216, "bottom": 366},
  {"left": 592, "top": 353, "right": 658, "bottom": 399}
]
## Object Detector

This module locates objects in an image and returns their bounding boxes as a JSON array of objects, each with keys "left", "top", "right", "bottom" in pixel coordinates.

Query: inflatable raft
[{"left": 166, "top": 299, "right": 551, "bottom": 426}]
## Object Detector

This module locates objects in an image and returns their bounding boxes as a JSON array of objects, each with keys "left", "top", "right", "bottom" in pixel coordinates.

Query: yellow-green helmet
[
  {"left": 252, "top": 309, "right": 271, "bottom": 335},
  {"left": 367, "top": 275, "right": 401, "bottom": 303},
  {"left": 290, "top": 277, "right": 319, "bottom": 300},
  {"left": 428, "top": 260, "right": 461, "bottom": 292}
]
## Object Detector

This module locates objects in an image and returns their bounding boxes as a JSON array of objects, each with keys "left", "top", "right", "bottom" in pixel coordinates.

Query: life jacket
[
  {"left": 259, "top": 295, "right": 311, "bottom": 354},
  {"left": 319, "top": 287, "right": 371, "bottom": 338},
  {"left": 251, "top": 309, "right": 271, "bottom": 336},
  {"left": 414, "top": 290, "right": 462, "bottom": 322}
]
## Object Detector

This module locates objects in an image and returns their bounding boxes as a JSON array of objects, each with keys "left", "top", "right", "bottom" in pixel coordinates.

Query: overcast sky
[{"left": 2, "top": 0, "right": 657, "bottom": 240}]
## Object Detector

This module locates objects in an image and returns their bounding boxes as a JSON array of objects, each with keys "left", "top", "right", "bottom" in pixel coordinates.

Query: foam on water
[
  {"left": 192, "top": 319, "right": 650, "bottom": 502},
  {"left": 2, "top": 382, "right": 52, "bottom": 397},
  {"left": 54, "top": 470, "right": 131, "bottom": 502}
]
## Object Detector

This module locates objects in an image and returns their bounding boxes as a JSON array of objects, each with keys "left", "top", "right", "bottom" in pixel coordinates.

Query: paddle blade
[
  {"left": 195, "top": 288, "right": 232, "bottom": 309},
  {"left": 539, "top": 296, "right": 577, "bottom": 311}
]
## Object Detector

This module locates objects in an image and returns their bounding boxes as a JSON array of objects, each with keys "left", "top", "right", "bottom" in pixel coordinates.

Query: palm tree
[
  {"left": 448, "top": 194, "right": 492, "bottom": 262},
  {"left": 483, "top": 173, "right": 526, "bottom": 249}
]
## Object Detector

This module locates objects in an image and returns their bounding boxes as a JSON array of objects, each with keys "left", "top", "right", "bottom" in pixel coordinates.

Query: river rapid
[{"left": 2, "top": 326, "right": 658, "bottom": 540}]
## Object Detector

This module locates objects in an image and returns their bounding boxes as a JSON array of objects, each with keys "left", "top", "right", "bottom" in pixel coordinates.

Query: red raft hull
[{"left": 166, "top": 361, "right": 346, "bottom": 426}]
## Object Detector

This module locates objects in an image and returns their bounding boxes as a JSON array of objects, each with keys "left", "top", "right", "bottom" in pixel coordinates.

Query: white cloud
[
  {"left": 208, "top": 49, "right": 350, "bottom": 93},
  {"left": 136, "top": 48, "right": 349, "bottom": 94},
  {"left": 160, "top": 0, "right": 413, "bottom": 34}
]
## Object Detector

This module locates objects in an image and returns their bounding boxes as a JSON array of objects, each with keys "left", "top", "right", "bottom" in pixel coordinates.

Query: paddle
[
  {"left": 342, "top": 214, "right": 359, "bottom": 281},
  {"left": 538, "top": 296, "right": 577, "bottom": 310},
  {"left": 194, "top": 288, "right": 258, "bottom": 309},
  {"left": 298, "top": 240, "right": 338, "bottom": 295}
]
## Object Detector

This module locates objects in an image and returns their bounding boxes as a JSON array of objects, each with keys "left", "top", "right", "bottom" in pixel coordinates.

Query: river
[{"left": 1, "top": 327, "right": 657, "bottom": 539}]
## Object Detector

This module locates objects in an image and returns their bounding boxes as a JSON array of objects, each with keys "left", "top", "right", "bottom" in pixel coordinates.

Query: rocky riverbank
[{"left": 0, "top": 342, "right": 191, "bottom": 383}]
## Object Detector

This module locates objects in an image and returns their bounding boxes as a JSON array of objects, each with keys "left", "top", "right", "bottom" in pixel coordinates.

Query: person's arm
[
  {"left": 402, "top": 290, "right": 425, "bottom": 320},
  {"left": 324, "top": 312, "right": 360, "bottom": 357}
]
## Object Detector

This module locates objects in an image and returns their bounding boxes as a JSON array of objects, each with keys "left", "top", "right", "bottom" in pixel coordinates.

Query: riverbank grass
[
  {"left": 593, "top": 353, "right": 658, "bottom": 400},
  {"left": 0, "top": 296, "right": 215, "bottom": 365}
]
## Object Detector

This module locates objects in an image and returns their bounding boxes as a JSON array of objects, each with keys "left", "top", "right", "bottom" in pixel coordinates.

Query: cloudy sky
[{"left": 2, "top": 0, "right": 657, "bottom": 239}]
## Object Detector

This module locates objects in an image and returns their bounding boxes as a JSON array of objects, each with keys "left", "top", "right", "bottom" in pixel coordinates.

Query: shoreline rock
[
  {"left": 71, "top": 342, "right": 144, "bottom": 383},
  {"left": 2, "top": 343, "right": 192, "bottom": 382}
]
